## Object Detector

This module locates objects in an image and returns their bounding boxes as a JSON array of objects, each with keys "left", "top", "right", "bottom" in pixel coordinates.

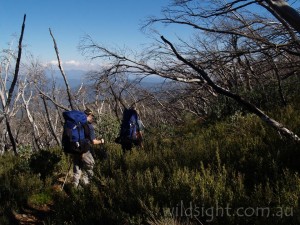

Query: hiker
[
  {"left": 71, "top": 108, "right": 104, "bottom": 188},
  {"left": 117, "top": 106, "right": 143, "bottom": 153}
]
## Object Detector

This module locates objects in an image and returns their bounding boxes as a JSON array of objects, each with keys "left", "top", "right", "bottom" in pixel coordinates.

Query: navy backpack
[
  {"left": 62, "top": 110, "right": 91, "bottom": 154},
  {"left": 119, "top": 108, "right": 140, "bottom": 142}
]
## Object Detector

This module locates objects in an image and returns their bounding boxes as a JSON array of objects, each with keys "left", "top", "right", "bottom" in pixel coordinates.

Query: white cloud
[
  {"left": 65, "top": 60, "right": 81, "bottom": 66},
  {"left": 45, "top": 59, "right": 98, "bottom": 71},
  {"left": 48, "top": 60, "right": 58, "bottom": 66}
]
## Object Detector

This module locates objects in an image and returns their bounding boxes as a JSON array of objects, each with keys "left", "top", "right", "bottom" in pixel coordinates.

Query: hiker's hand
[{"left": 93, "top": 138, "right": 104, "bottom": 145}]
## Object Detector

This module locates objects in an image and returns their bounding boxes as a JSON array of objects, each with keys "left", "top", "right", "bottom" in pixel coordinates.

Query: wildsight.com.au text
[{"left": 170, "top": 201, "right": 293, "bottom": 222}]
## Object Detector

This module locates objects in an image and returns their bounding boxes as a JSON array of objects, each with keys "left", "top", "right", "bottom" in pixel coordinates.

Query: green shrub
[
  {"left": 1, "top": 103, "right": 300, "bottom": 224},
  {"left": 29, "top": 149, "right": 61, "bottom": 181},
  {"left": 95, "top": 113, "right": 120, "bottom": 143}
]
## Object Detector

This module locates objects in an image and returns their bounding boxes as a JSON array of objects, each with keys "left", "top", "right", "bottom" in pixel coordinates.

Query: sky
[
  {"left": 1, "top": 0, "right": 300, "bottom": 71},
  {"left": 0, "top": 0, "right": 172, "bottom": 70}
]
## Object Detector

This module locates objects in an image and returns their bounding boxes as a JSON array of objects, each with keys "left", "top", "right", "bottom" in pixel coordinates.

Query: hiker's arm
[{"left": 92, "top": 138, "right": 104, "bottom": 145}]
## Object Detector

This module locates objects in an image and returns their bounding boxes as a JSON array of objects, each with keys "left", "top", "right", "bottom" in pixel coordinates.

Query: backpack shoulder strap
[{"left": 83, "top": 123, "right": 92, "bottom": 141}]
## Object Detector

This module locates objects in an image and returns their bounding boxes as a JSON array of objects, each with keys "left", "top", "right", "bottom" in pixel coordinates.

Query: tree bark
[
  {"left": 263, "top": 0, "right": 300, "bottom": 34},
  {"left": 4, "top": 14, "right": 26, "bottom": 155},
  {"left": 42, "top": 96, "right": 61, "bottom": 146},
  {"left": 49, "top": 28, "right": 75, "bottom": 110}
]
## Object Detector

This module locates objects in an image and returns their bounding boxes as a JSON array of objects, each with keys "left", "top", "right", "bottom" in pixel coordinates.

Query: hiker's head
[
  {"left": 130, "top": 104, "right": 136, "bottom": 110},
  {"left": 84, "top": 108, "right": 94, "bottom": 122}
]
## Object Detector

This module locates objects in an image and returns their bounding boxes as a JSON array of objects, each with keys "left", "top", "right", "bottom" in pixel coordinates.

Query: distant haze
[{"left": 45, "top": 69, "right": 168, "bottom": 88}]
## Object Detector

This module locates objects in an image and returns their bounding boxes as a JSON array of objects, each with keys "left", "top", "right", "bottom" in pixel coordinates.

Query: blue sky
[
  {"left": 0, "top": 0, "right": 170, "bottom": 70},
  {"left": 1, "top": 0, "right": 300, "bottom": 71}
]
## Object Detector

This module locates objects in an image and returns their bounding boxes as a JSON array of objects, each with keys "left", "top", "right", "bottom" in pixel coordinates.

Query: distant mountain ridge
[
  {"left": 44, "top": 69, "right": 87, "bottom": 87},
  {"left": 45, "top": 69, "right": 167, "bottom": 88}
]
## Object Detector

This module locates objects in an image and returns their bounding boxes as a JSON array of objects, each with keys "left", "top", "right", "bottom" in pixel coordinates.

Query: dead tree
[
  {"left": 49, "top": 28, "right": 75, "bottom": 110},
  {"left": 78, "top": 0, "right": 300, "bottom": 142},
  {"left": 21, "top": 80, "right": 42, "bottom": 151},
  {"left": 0, "top": 15, "right": 26, "bottom": 155},
  {"left": 161, "top": 35, "right": 300, "bottom": 141},
  {"left": 260, "top": 0, "right": 300, "bottom": 34},
  {"left": 41, "top": 96, "right": 61, "bottom": 146}
]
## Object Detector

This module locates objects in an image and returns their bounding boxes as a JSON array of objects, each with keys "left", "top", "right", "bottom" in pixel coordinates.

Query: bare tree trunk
[
  {"left": 0, "top": 128, "right": 6, "bottom": 155},
  {"left": 5, "top": 117, "right": 17, "bottom": 155},
  {"left": 161, "top": 35, "right": 300, "bottom": 142},
  {"left": 272, "top": 61, "right": 287, "bottom": 106},
  {"left": 49, "top": 28, "right": 75, "bottom": 110},
  {"left": 4, "top": 14, "right": 26, "bottom": 155},
  {"left": 22, "top": 89, "right": 42, "bottom": 151},
  {"left": 42, "top": 96, "right": 61, "bottom": 146},
  {"left": 5, "top": 15, "right": 26, "bottom": 109},
  {"left": 263, "top": 0, "right": 300, "bottom": 34}
]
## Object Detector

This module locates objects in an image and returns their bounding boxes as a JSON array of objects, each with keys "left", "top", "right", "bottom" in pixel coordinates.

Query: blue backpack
[{"left": 62, "top": 110, "right": 91, "bottom": 154}]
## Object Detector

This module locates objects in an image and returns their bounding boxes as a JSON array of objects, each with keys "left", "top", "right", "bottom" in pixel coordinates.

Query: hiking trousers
[{"left": 72, "top": 151, "right": 95, "bottom": 187}]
